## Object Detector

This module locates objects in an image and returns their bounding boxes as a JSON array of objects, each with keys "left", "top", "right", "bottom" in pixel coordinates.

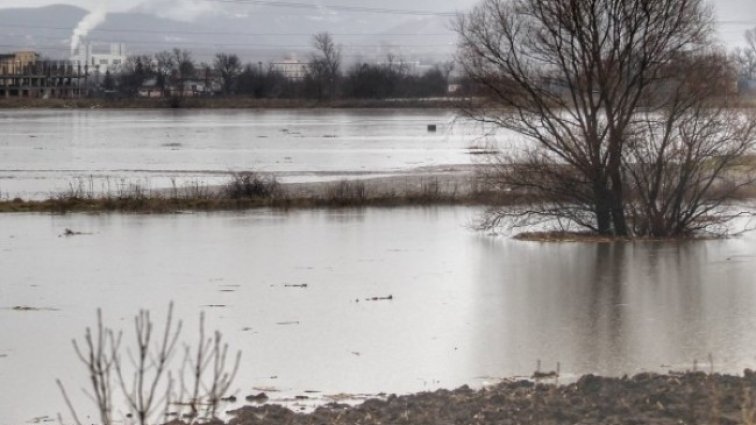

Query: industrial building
[
  {"left": 0, "top": 51, "right": 88, "bottom": 99},
  {"left": 71, "top": 43, "right": 127, "bottom": 75}
]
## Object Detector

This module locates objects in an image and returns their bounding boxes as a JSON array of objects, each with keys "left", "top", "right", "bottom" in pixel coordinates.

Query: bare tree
[
  {"left": 308, "top": 32, "right": 342, "bottom": 100},
  {"left": 624, "top": 52, "right": 756, "bottom": 237},
  {"left": 154, "top": 51, "right": 175, "bottom": 96},
  {"left": 457, "top": 0, "right": 755, "bottom": 237},
  {"left": 733, "top": 28, "right": 756, "bottom": 83},
  {"left": 172, "top": 49, "right": 196, "bottom": 82},
  {"left": 214, "top": 53, "right": 242, "bottom": 95}
]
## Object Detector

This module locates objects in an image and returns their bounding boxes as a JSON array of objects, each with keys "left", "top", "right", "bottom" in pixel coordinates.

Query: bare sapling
[
  {"left": 58, "top": 309, "right": 122, "bottom": 425},
  {"left": 179, "top": 312, "right": 241, "bottom": 422},
  {"left": 113, "top": 303, "right": 182, "bottom": 425},
  {"left": 60, "top": 303, "right": 242, "bottom": 425}
]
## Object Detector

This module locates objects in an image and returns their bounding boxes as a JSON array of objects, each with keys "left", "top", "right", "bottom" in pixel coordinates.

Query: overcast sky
[{"left": 0, "top": 0, "right": 753, "bottom": 46}]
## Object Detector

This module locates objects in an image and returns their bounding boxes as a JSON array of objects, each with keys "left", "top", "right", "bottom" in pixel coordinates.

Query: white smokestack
[{"left": 70, "top": 2, "right": 109, "bottom": 55}]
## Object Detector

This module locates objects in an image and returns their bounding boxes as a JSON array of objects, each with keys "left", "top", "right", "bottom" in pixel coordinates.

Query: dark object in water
[
  {"left": 365, "top": 295, "right": 393, "bottom": 302},
  {"left": 246, "top": 392, "right": 269, "bottom": 403},
  {"left": 427, "top": 124, "right": 437, "bottom": 132}
]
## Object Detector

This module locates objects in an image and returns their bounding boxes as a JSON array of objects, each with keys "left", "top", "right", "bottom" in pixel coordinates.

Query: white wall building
[
  {"left": 271, "top": 57, "right": 308, "bottom": 80},
  {"left": 71, "top": 43, "right": 127, "bottom": 75}
]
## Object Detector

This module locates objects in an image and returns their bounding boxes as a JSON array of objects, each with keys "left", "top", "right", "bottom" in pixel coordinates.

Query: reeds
[{"left": 0, "top": 173, "right": 506, "bottom": 214}]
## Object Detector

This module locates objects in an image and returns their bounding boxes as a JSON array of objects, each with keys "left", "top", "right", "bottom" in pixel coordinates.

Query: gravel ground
[{"left": 213, "top": 372, "right": 756, "bottom": 425}]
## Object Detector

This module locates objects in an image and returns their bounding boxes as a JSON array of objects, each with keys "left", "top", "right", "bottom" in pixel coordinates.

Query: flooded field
[
  {"left": 1, "top": 207, "right": 756, "bottom": 424},
  {"left": 0, "top": 109, "right": 496, "bottom": 199}
]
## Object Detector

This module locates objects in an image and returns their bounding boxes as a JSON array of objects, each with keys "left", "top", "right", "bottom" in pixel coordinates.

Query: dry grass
[{"left": 0, "top": 174, "right": 506, "bottom": 214}]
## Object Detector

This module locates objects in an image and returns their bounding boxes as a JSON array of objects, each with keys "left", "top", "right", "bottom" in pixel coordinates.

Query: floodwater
[
  {"left": 1, "top": 207, "right": 756, "bottom": 424},
  {"left": 0, "top": 109, "right": 497, "bottom": 199}
]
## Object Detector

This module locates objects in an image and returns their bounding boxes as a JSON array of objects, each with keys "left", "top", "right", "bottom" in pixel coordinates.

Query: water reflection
[
  {"left": 470, "top": 238, "right": 756, "bottom": 380},
  {"left": 1, "top": 208, "right": 755, "bottom": 424}
]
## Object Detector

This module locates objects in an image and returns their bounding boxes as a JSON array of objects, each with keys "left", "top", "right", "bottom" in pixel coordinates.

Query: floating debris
[
  {"left": 246, "top": 392, "right": 269, "bottom": 403},
  {"left": 284, "top": 284, "right": 308, "bottom": 289},
  {"left": 276, "top": 321, "right": 300, "bottom": 326},
  {"left": 9, "top": 306, "right": 58, "bottom": 312},
  {"left": 365, "top": 295, "right": 393, "bottom": 302},
  {"left": 203, "top": 304, "right": 228, "bottom": 308},
  {"left": 61, "top": 228, "right": 87, "bottom": 237},
  {"left": 221, "top": 395, "right": 237, "bottom": 403}
]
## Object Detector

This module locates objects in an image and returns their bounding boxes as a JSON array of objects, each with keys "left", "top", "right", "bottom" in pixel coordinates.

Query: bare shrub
[
  {"left": 178, "top": 312, "right": 241, "bottom": 421},
  {"left": 225, "top": 172, "right": 280, "bottom": 199},
  {"left": 58, "top": 304, "right": 241, "bottom": 425}
]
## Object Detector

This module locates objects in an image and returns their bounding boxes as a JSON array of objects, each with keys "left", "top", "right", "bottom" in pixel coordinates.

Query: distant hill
[{"left": 0, "top": 3, "right": 459, "bottom": 65}]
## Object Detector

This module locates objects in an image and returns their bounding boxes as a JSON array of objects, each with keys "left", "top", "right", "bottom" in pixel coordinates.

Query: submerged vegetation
[{"left": 0, "top": 172, "right": 506, "bottom": 214}]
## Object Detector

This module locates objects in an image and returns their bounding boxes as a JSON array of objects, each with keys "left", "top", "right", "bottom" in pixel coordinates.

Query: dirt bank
[{"left": 220, "top": 372, "right": 756, "bottom": 425}]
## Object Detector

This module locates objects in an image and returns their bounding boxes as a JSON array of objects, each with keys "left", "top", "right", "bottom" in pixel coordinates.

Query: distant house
[
  {"left": 447, "top": 83, "right": 462, "bottom": 94},
  {"left": 139, "top": 77, "right": 221, "bottom": 98},
  {"left": 271, "top": 57, "right": 309, "bottom": 80},
  {"left": 138, "top": 78, "right": 163, "bottom": 98}
]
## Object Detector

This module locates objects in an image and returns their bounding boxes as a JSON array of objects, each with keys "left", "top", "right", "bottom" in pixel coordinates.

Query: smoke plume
[{"left": 70, "top": 1, "right": 109, "bottom": 54}]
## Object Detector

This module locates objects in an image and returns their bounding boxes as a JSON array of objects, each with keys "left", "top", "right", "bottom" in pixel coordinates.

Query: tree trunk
[
  {"left": 609, "top": 171, "right": 629, "bottom": 237},
  {"left": 594, "top": 183, "right": 613, "bottom": 235}
]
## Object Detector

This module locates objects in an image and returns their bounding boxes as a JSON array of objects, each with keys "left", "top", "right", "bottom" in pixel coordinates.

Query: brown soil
[{"left": 220, "top": 372, "right": 756, "bottom": 425}]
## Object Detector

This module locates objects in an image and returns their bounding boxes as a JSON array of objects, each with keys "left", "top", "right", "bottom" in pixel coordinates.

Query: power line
[
  {"left": 15, "top": 34, "right": 455, "bottom": 49},
  {"left": 202, "top": 0, "right": 458, "bottom": 16},
  {"left": 0, "top": 43, "right": 454, "bottom": 58},
  {"left": 0, "top": 22, "right": 453, "bottom": 37}
]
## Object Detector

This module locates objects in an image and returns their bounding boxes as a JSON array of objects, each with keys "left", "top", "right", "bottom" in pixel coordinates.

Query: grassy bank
[
  {"left": 0, "top": 174, "right": 505, "bottom": 214},
  {"left": 0, "top": 97, "right": 463, "bottom": 110}
]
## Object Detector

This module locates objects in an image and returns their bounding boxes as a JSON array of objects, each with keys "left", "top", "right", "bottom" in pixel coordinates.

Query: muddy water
[
  {"left": 0, "top": 109, "right": 497, "bottom": 199},
  {"left": 1, "top": 207, "right": 755, "bottom": 424}
]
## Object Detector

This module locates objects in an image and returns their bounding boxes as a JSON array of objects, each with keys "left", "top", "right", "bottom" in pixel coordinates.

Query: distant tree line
[{"left": 102, "top": 32, "right": 457, "bottom": 101}]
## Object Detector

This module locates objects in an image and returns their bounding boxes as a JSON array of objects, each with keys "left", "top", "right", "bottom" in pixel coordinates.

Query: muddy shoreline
[{"left": 216, "top": 372, "right": 756, "bottom": 425}]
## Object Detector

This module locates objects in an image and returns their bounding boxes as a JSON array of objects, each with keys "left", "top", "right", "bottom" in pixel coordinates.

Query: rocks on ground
[{"left": 221, "top": 372, "right": 756, "bottom": 425}]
